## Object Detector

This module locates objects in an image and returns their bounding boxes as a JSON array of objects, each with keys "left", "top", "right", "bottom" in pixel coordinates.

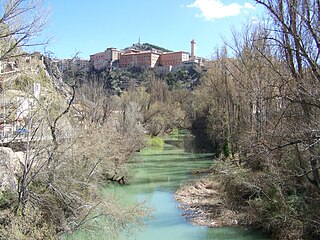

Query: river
[{"left": 68, "top": 131, "right": 269, "bottom": 239}]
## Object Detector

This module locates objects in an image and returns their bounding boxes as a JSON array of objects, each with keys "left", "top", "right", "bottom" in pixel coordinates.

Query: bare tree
[
  {"left": 254, "top": 0, "right": 320, "bottom": 188},
  {"left": 0, "top": 0, "right": 49, "bottom": 61},
  {"left": 255, "top": 0, "right": 319, "bottom": 82},
  {"left": 75, "top": 80, "right": 116, "bottom": 126}
]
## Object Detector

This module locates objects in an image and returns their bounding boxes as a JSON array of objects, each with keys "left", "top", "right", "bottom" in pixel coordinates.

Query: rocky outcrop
[{"left": 0, "top": 147, "right": 23, "bottom": 194}]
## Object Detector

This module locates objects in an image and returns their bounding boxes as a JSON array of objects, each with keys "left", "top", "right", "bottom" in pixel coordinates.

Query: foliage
[
  {"left": 141, "top": 43, "right": 172, "bottom": 52},
  {"left": 147, "top": 136, "right": 164, "bottom": 148},
  {"left": 165, "top": 66, "right": 202, "bottom": 90},
  {"left": 209, "top": 159, "right": 308, "bottom": 238},
  {"left": 170, "top": 128, "right": 179, "bottom": 135},
  {"left": 124, "top": 42, "right": 172, "bottom": 53}
]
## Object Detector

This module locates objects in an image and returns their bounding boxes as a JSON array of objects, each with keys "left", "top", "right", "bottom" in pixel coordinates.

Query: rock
[{"left": 0, "top": 147, "right": 23, "bottom": 194}]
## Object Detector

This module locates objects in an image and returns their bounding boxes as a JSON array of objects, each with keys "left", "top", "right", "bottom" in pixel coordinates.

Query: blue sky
[{"left": 42, "top": 0, "right": 261, "bottom": 59}]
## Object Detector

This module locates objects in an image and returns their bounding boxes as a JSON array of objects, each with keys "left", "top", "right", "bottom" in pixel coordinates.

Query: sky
[{"left": 41, "top": 0, "right": 262, "bottom": 60}]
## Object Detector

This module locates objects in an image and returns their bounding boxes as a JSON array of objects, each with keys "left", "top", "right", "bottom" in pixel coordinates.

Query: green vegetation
[
  {"left": 170, "top": 128, "right": 179, "bottom": 136},
  {"left": 165, "top": 66, "right": 202, "bottom": 90},
  {"left": 147, "top": 136, "right": 164, "bottom": 148},
  {"left": 124, "top": 42, "right": 172, "bottom": 53},
  {"left": 142, "top": 43, "right": 172, "bottom": 52}
]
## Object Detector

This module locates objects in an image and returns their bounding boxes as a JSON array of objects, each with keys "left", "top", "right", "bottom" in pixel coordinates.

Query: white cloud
[
  {"left": 187, "top": 0, "right": 255, "bottom": 21},
  {"left": 244, "top": 2, "right": 255, "bottom": 10}
]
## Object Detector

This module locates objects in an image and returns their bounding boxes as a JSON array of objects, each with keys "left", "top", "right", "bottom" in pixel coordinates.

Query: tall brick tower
[{"left": 191, "top": 39, "right": 196, "bottom": 59}]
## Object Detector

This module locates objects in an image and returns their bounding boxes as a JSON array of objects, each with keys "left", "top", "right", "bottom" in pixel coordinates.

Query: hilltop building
[
  {"left": 119, "top": 50, "right": 161, "bottom": 68},
  {"left": 159, "top": 51, "right": 190, "bottom": 66},
  {"left": 118, "top": 43, "right": 191, "bottom": 69},
  {"left": 90, "top": 40, "right": 204, "bottom": 70},
  {"left": 118, "top": 50, "right": 191, "bottom": 69},
  {"left": 90, "top": 47, "right": 121, "bottom": 70},
  {"left": 56, "top": 40, "right": 207, "bottom": 72}
]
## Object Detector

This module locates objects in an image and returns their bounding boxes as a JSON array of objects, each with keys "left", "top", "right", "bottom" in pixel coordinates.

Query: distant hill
[
  {"left": 142, "top": 43, "right": 172, "bottom": 52},
  {"left": 125, "top": 42, "right": 172, "bottom": 53}
]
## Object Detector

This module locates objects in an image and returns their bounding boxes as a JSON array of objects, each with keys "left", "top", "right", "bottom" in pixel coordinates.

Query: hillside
[{"left": 125, "top": 42, "right": 172, "bottom": 53}]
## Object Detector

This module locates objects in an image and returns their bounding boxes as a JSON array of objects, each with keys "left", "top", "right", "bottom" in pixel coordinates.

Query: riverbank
[
  {"left": 175, "top": 177, "right": 248, "bottom": 228},
  {"left": 174, "top": 162, "right": 267, "bottom": 233}
]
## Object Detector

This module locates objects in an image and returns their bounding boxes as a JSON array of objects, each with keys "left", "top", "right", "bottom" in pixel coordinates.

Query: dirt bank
[{"left": 174, "top": 178, "right": 248, "bottom": 227}]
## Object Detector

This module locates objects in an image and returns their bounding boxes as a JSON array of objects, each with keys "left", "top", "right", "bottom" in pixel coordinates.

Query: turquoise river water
[{"left": 68, "top": 132, "right": 270, "bottom": 240}]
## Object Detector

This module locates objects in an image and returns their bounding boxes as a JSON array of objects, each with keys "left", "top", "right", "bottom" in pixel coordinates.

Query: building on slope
[
  {"left": 90, "top": 47, "right": 121, "bottom": 70},
  {"left": 159, "top": 51, "right": 190, "bottom": 66},
  {"left": 119, "top": 50, "right": 161, "bottom": 68}
]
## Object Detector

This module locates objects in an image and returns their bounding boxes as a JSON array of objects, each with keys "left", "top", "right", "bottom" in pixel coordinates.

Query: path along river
[{"left": 69, "top": 132, "right": 269, "bottom": 240}]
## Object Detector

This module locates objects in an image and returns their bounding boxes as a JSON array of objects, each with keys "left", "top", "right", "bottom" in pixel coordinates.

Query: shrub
[
  {"left": 147, "top": 136, "right": 164, "bottom": 148},
  {"left": 0, "top": 204, "right": 56, "bottom": 240},
  {"left": 170, "top": 128, "right": 179, "bottom": 136}
]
